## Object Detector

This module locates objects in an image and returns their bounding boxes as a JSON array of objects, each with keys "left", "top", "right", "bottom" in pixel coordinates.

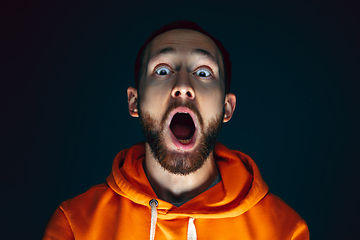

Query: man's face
[{"left": 128, "top": 29, "right": 235, "bottom": 175}]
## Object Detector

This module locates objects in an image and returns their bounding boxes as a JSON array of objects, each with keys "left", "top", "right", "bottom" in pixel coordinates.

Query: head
[
  {"left": 134, "top": 21, "right": 232, "bottom": 94},
  {"left": 127, "top": 21, "right": 236, "bottom": 175}
]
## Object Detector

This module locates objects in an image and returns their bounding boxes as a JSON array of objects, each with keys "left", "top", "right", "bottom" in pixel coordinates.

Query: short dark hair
[{"left": 134, "top": 20, "right": 232, "bottom": 93}]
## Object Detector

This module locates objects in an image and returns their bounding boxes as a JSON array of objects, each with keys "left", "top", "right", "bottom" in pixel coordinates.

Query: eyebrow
[
  {"left": 150, "top": 47, "right": 175, "bottom": 60},
  {"left": 191, "top": 48, "right": 218, "bottom": 65},
  {"left": 149, "top": 47, "right": 218, "bottom": 65}
]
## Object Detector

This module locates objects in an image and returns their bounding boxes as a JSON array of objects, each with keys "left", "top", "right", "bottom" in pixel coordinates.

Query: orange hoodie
[{"left": 43, "top": 142, "right": 309, "bottom": 239}]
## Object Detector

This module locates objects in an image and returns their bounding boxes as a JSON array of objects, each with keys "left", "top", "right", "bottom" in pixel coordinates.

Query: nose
[{"left": 171, "top": 70, "right": 195, "bottom": 100}]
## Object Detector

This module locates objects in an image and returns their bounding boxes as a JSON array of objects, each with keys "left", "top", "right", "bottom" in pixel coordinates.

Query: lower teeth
[{"left": 178, "top": 139, "right": 191, "bottom": 144}]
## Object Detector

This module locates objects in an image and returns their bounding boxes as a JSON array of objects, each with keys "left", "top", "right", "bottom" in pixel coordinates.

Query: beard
[{"left": 139, "top": 101, "right": 224, "bottom": 176}]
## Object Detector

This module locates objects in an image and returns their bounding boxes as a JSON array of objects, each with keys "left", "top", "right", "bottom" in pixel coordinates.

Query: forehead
[{"left": 145, "top": 29, "right": 222, "bottom": 64}]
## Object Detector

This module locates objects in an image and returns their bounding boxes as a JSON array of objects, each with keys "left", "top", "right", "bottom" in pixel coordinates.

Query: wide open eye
[
  {"left": 155, "top": 65, "right": 172, "bottom": 76},
  {"left": 194, "top": 67, "right": 212, "bottom": 77}
]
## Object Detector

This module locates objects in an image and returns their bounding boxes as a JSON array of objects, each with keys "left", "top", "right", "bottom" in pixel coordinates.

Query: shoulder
[
  {"left": 43, "top": 183, "right": 120, "bottom": 239},
  {"left": 254, "top": 193, "right": 303, "bottom": 219},
  {"left": 59, "top": 183, "right": 117, "bottom": 212},
  {"left": 58, "top": 183, "right": 122, "bottom": 235},
  {"left": 251, "top": 193, "right": 309, "bottom": 239}
]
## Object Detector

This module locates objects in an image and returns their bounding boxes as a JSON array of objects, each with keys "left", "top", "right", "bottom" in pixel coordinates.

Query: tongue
[{"left": 171, "top": 124, "right": 193, "bottom": 140}]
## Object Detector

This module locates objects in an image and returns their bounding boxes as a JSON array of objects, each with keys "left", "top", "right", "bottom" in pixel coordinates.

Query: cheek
[
  {"left": 139, "top": 82, "right": 171, "bottom": 118},
  {"left": 196, "top": 87, "right": 225, "bottom": 119}
]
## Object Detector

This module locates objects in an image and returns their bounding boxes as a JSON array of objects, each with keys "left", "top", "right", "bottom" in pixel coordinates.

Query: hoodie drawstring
[
  {"left": 149, "top": 199, "right": 158, "bottom": 240},
  {"left": 187, "top": 217, "right": 197, "bottom": 240},
  {"left": 149, "top": 199, "right": 197, "bottom": 240}
]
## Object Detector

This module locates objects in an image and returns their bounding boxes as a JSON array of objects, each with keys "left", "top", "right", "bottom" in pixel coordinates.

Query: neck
[{"left": 143, "top": 143, "right": 219, "bottom": 204}]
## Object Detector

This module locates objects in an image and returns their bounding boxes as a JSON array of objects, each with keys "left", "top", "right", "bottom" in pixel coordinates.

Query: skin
[{"left": 127, "top": 29, "right": 236, "bottom": 203}]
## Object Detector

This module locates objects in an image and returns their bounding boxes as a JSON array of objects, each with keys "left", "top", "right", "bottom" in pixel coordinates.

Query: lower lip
[{"left": 169, "top": 129, "right": 196, "bottom": 150}]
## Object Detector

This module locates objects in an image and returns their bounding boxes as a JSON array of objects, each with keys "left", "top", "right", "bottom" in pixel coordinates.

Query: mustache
[{"left": 160, "top": 100, "right": 203, "bottom": 127}]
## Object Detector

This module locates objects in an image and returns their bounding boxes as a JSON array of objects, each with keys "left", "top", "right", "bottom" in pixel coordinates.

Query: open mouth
[{"left": 170, "top": 112, "right": 196, "bottom": 145}]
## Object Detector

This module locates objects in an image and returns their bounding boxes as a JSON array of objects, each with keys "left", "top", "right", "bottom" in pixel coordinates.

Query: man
[{"left": 43, "top": 21, "right": 309, "bottom": 239}]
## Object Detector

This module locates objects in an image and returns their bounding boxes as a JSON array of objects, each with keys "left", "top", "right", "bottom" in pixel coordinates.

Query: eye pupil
[
  {"left": 159, "top": 69, "right": 167, "bottom": 75},
  {"left": 198, "top": 71, "right": 206, "bottom": 77}
]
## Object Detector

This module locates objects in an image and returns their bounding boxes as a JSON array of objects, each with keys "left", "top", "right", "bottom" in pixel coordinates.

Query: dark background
[{"left": 2, "top": 0, "right": 359, "bottom": 239}]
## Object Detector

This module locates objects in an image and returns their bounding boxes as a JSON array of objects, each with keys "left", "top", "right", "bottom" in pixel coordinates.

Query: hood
[{"left": 106, "top": 142, "right": 269, "bottom": 220}]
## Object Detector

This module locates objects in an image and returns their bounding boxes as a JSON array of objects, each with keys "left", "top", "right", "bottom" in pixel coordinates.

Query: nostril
[{"left": 173, "top": 90, "right": 193, "bottom": 98}]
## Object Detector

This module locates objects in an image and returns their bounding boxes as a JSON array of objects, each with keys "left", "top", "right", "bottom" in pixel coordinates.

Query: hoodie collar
[{"left": 107, "top": 142, "right": 269, "bottom": 219}]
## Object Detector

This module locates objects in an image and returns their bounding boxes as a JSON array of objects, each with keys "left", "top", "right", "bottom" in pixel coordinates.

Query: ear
[
  {"left": 127, "top": 87, "right": 139, "bottom": 117},
  {"left": 223, "top": 93, "right": 236, "bottom": 123}
]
